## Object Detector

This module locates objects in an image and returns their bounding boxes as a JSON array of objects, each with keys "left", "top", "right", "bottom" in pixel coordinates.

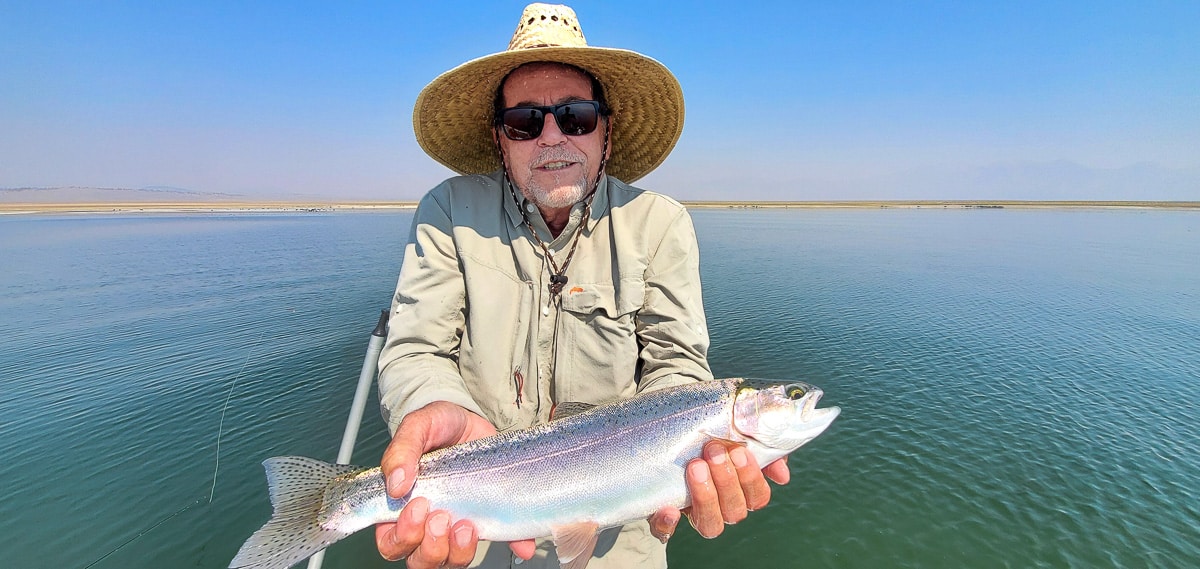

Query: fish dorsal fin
[
  {"left": 550, "top": 402, "right": 596, "bottom": 421},
  {"left": 551, "top": 521, "right": 600, "bottom": 569}
]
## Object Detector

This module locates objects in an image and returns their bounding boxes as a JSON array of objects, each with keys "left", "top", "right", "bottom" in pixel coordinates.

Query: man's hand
[
  {"left": 375, "top": 401, "right": 536, "bottom": 568},
  {"left": 648, "top": 440, "right": 791, "bottom": 542}
]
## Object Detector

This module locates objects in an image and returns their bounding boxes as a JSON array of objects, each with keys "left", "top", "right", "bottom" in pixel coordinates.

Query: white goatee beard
[
  {"left": 516, "top": 148, "right": 592, "bottom": 209},
  {"left": 522, "top": 176, "right": 589, "bottom": 209}
]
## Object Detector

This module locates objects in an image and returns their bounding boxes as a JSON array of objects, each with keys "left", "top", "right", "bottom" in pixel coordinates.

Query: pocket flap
[{"left": 559, "top": 282, "right": 641, "bottom": 318}]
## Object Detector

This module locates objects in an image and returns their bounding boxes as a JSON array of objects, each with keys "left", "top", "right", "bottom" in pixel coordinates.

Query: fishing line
[
  {"left": 81, "top": 331, "right": 265, "bottom": 568},
  {"left": 210, "top": 329, "right": 265, "bottom": 502},
  {"left": 81, "top": 497, "right": 204, "bottom": 569}
]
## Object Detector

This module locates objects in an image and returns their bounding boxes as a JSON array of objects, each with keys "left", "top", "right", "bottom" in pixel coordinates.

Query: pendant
[{"left": 549, "top": 274, "right": 568, "bottom": 296}]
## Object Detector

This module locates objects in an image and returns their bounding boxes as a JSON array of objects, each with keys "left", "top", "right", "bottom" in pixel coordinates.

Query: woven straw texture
[{"left": 413, "top": 3, "right": 684, "bottom": 183}]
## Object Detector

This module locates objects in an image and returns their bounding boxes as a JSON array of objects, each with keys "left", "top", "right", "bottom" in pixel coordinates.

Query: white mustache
[{"left": 533, "top": 147, "right": 585, "bottom": 168}]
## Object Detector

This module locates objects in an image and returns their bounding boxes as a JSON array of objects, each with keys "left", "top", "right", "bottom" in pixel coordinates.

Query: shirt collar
[{"left": 585, "top": 174, "right": 610, "bottom": 232}]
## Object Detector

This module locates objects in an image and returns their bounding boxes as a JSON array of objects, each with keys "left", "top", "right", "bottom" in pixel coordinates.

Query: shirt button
[
  {"left": 525, "top": 202, "right": 535, "bottom": 213},
  {"left": 542, "top": 304, "right": 550, "bottom": 316}
]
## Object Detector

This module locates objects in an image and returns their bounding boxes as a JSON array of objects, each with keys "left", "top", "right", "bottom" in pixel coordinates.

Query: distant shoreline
[
  {"left": 0, "top": 201, "right": 420, "bottom": 215},
  {"left": 684, "top": 200, "right": 1200, "bottom": 210},
  {"left": 1, "top": 200, "right": 1198, "bottom": 215}
]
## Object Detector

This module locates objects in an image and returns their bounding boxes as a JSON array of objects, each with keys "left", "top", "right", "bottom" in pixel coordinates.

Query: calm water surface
[{"left": 1, "top": 208, "right": 1197, "bottom": 568}]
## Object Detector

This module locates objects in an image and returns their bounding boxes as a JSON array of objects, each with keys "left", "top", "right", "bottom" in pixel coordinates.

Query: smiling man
[
  {"left": 494, "top": 62, "right": 607, "bottom": 233},
  {"left": 374, "top": 4, "right": 790, "bottom": 568}
]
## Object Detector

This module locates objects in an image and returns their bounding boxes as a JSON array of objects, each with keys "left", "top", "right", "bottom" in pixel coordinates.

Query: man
[{"left": 375, "top": 4, "right": 790, "bottom": 568}]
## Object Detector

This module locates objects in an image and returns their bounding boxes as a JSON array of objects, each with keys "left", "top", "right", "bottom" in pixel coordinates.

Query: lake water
[{"left": 1, "top": 207, "right": 1197, "bottom": 568}]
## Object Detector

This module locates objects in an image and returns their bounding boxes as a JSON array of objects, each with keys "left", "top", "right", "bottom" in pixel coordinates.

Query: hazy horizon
[{"left": 2, "top": 1, "right": 1197, "bottom": 201}]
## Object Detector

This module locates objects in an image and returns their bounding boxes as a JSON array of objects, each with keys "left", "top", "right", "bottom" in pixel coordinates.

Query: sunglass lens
[
  {"left": 554, "top": 102, "right": 598, "bottom": 135},
  {"left": 502, "top": 108, "right": 545, "bottom": 140}
]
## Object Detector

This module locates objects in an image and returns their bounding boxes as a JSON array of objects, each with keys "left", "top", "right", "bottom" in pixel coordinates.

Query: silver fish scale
[
  {"left": 331, "top": 379, "right": 743, "bottom": 540},
  {"left": 417, "top": 379, "right": 739, "bottom": 476}
]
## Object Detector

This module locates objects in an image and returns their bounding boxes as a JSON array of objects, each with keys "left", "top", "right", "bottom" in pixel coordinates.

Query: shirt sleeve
[
  {"left": 377, "top": 186, "right": 487, "bottom": 435},
  {"left": 635, "top": 206, "right": 714, "bottom": 393}
]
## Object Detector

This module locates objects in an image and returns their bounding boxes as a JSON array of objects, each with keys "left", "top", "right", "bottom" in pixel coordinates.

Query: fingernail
[
  {"left": 730, "top": 447, "right": 749, "bottom": 468},
  {"left": 388, "top": 467, "right": 406, "bottom": 497},
  {"left": 705, "top": 445, "right": 726, "bottom": 465},
  {"left": 407, "top": 497, "right": 428, "bottom": 521},
  {"left": 429, "top": 512, "right": 449, "bottom": 538},
  {"left": 454, "top": 524, "right": 473, "bottom": 548},
  {"left": 663, "top": 511, "right": 679, "bottom": 527},
  {"left": 689, "top": 461, "right": 710, "bottom": 484}
]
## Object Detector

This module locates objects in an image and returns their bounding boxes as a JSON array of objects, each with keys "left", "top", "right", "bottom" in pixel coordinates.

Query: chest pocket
[
  {"left": 556, "top": 281, "right": 645, "bottom": 402},
  {"left": 559, "top": 282, "right": 643, "bottom": 319}
]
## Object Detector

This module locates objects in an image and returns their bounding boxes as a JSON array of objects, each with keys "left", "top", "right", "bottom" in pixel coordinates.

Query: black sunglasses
[{"left": 495, "top": 100, "right": 606, "bottom": 141}]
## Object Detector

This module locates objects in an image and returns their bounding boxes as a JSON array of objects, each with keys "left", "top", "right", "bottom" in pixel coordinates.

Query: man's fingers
[
  {"left": 683, "top": 459, "right": 722, "bottom": 538},
  {"left": 445, "top": 520, "right": 478, "bottom": 569},
  {"left": 703, "top": 441, "right": 748, "bottom": 525},
  {"left": 764, "top": 456, "right": 791, "bottom": 485},
  {"left": 405, "top": 510, "right": 452, "bottom": 569},
  {"left": 374, "top": 524, "right": 406, "bottom": 562},
  {"left": 648, "top": 506, "right": 681, "bottom": 544},
  {"left": 381, "top": 405, "right": 447, "bottom": 498},
  {"left": 374, "top": 497, "right": 430, "bottom": 561},
  {"left": 381, "top": 402, "right": 499, "bottom": 499},
  {"left": 729, "top": 446, "right": 771, "bottom": 511},
  {"left": 376, "top": 405, "right": 499, "bottom": 566},
  {"left": 381, "top": 416, "right": 430, "bottom": 498},
  {"left": 508, "top": 539, "right": 537, "bottom": 560}
]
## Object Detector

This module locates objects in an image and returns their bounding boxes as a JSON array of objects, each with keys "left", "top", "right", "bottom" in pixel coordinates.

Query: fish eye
[{"left": 787, "top": 386, "right": 806, "bottom": 400}]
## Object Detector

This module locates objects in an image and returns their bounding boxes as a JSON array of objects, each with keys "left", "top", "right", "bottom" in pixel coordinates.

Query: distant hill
[{"left": 0, "top": 186, "right": 244, "bottom": 204}]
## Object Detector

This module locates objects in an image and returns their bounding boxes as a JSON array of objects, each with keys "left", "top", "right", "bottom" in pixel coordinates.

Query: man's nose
[{"left": 537, "top": 113, "right": 569, "bottom": 145}]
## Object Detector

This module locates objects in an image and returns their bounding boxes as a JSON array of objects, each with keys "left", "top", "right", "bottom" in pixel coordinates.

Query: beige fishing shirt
[{"left": 377, "top": 170, "right": 712, "bottom": 568}]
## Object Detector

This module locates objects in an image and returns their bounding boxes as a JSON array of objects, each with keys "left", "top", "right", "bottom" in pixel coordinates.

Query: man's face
[{"left": 497, "top": 63, "right": 607, "bottom": 210}]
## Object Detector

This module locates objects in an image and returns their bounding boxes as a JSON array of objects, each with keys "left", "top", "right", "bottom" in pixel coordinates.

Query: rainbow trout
[{"left": 229, "top": 378, "right": 839, "bottom": 569}]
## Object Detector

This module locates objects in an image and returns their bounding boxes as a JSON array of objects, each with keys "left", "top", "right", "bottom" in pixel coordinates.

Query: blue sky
[{"left": 1, "top": 1, "right": 1196, "bottom": 200}]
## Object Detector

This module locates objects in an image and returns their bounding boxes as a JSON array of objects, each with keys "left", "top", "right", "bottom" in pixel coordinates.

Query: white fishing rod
[{"left": 307, "top": 309, "right": 389, "bottom": 569}]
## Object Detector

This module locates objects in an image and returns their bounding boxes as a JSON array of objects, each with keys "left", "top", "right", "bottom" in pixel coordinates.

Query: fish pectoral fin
[
  {"left": 699, "top": 428, "right": 749, "bottom": 445},
  {"left": 550, "top": 521, "right": 601, "bottom": 569}
]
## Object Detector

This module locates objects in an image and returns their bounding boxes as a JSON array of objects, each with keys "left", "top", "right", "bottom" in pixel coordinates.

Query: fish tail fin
[{"left": 230, "top": 456, "right": 360, "bottom": 569}]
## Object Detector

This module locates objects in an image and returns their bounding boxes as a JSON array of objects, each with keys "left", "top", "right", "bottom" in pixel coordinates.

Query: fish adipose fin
[
  {"left": 551, "top": 521, "right": 601, "bottom": 569},
  {"left": 229, "top": 457, "right": 358, "bottom": 569}
]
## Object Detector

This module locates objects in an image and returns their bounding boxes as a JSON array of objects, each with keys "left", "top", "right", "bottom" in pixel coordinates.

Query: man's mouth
[{"left": 538, "top": 161, "right": 575, "bottom": 171}]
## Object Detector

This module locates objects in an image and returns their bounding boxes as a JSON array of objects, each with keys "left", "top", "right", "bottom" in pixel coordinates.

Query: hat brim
[{"left": 413, "top": 46, "right": 684, "bottom": 183}]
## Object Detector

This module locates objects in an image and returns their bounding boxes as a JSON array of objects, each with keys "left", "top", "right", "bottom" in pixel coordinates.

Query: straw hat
[{"left": 413, "top": 3, "right": 684, "bottom": 183}]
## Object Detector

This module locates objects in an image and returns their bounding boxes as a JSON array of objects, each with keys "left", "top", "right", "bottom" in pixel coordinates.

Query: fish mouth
[
  {"left": 798, "top": 388, "right": 840, "bottom": 425},
  {"left": 794, "top": 386, "right": 821, "bottom": 416},
  {"left": 781, "top": 383, "right": 839, "bottom": 427}
]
